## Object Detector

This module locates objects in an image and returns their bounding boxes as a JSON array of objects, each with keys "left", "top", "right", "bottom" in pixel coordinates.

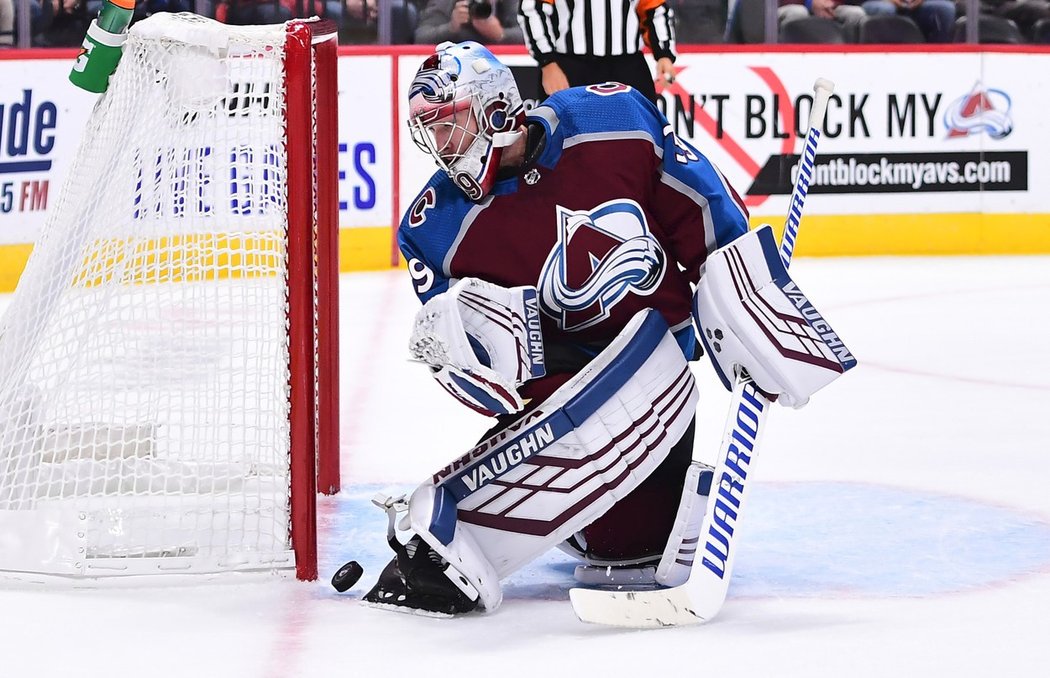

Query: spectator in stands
[
  {"left": 958, "top": 0, "right": 1050, "bottom": 39},
  {"left": 862, "top": 0, "right": 955, "bottom": 42},
  {"left": 338, "top": 0, "right": 379, "bottom": 43},
  {"left": 135, "top": 0, "right": 193, "bottom": 21},
  {"left": 215, "top": 0, "right": 325, "bottom": 25},
  {"left": 1, "top": 0, "right": 13, "bottom": 46},
  {"left": 22, "top": 0, "right": 52, "bottom": 44},
  {"left": 667, "top": 0, "right": 726, "bottom": 43},
  {"left": 780, "top": 0, "right": 867, "bottom": 40},
  {"left": 34, "top": 0, "right": 89, "bottom": 46},
  {"left": 414, "top": 0, "right": 522, "bottom": 46},
  {"left": 728, "top": 0, "right": 863, "bottom": 44}
]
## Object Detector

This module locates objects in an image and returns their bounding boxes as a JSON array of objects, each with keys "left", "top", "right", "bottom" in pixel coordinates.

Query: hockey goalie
[{"left": 345, "top": 42, "right": 856, "bottom": 618}]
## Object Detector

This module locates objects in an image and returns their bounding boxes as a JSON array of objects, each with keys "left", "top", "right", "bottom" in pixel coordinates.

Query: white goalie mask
[{"left": 408, "top": 41, "right": 526, "bottom": 201}]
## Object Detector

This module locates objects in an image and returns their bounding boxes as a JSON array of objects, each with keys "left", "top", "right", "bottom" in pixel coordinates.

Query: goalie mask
[{"left": 408, "top": 41, "right": 526, "bottom": 201}]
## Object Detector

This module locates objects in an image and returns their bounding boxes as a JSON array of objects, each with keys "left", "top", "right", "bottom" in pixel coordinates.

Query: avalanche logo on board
[
  {"left": 943, "top": 82, "right": 1014, "bottom": 139},
  {"left": 537, "top": 199, "right": 665, "bottom": 332}
]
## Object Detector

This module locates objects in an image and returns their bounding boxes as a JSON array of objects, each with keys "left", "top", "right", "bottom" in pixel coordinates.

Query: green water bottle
[{"left": 69, "top": 0, "right": 136, "bottom": 93}]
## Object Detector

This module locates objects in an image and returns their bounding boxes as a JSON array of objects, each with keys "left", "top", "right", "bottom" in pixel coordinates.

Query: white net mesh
[{"left": 0, "top": 15, "right": 307, "bottom": 577}]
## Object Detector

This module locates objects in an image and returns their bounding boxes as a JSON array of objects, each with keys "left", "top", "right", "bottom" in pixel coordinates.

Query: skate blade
[{"left": 360, "top": 600, "right": 456, "bottom": 619}]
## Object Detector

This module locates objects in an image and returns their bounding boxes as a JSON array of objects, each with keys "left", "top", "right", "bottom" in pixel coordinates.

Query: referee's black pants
[{"left": 541, "top": 52, "right": 659, "bottom": 104}]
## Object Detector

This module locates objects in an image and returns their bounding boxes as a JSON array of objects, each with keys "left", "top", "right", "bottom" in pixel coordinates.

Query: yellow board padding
[
  {"left": 754, "top": 213, "right": 1050, "bottom": 256},
  {"left": 0, "top": 244, "right": 34, "bottom": 294},
  {"left": 2, "top": 216, "right": 1049, "bottom": 293},
  {"left": 0, "top": 233, "right": 286, "bottom": 293},
  {"left": 340, "top": 226, "right": 397, "bottom": 271},
  {"left": 0, "top": 229, "right": 389, "bottom": 294},
  {"left": 72, "top": 233, "right": 286, "bottom": 288}
]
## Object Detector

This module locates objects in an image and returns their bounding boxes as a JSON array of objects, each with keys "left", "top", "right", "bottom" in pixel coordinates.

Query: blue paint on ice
[
  {"left": 317, "top": 482, "right": 1050, "bottom": 601},
  {"left": 731, "top": 482, "right": 1050, "bottom": 598}
]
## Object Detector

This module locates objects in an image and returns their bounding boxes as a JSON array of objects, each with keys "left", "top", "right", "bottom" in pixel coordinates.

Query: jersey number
[
  {"left": 408, "top": 258, "right": 435, "bottom": 295},
  {"left": 663, "top": 124, "right": 698, "bottom": 164}
]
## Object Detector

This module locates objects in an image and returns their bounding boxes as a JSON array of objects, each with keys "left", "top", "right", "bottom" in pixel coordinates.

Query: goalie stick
[{"left": 568, "top": 77, "right": 836, "bottom": 629}]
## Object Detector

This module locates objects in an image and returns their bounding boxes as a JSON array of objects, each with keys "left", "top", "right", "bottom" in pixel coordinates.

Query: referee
[{"left": 517, "top": 0, "right": 677, "bottom": 104}]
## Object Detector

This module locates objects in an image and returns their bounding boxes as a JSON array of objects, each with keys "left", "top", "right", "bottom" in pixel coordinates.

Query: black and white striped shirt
[{"left": 518, "top": 0, "right": 677, "bottom": 66}]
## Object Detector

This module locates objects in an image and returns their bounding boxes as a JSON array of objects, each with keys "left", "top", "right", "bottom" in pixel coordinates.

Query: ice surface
[{"left": 1, "top": 256, "right": 1048, "bottom": 677}]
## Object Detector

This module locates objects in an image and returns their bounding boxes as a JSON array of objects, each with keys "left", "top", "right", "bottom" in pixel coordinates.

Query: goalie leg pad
[
  {"left": 567, "top": 457, "right": 713, "bottom": 589},
  {"left": 407, "top": 309, "right": 699, "bottom": 612},
  {"left": 655, "top": 461, "right": 714, "bottom": 587},
  {"left": 693, "top": 225, "right": 857, "bottom": 408},
  {"left": 568, "top": 417, "right": 695, "bottom": 566}
]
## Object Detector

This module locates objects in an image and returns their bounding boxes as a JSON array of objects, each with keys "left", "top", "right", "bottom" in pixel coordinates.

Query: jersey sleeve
[
  {"left": 398, "top": 228, "right": 452, "bottom": 305},
  {"left": 397, "top": 175, "right": 475, "bottom": 305},
  {"left": 652, "top": 125, "right": 750, "bottom": 285}
]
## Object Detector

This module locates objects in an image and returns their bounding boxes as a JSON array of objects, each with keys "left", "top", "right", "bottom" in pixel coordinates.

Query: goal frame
[
  {"left": 0, "top": 16, "right": 340, "bottom": 583},
  {"left": 286, "top": 18, "right": 341, "bottom": 582}
]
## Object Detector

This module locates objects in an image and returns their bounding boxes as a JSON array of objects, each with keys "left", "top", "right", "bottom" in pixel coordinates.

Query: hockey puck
[{"left": 331, "top": 560, "right": 364, "bottom": 592}]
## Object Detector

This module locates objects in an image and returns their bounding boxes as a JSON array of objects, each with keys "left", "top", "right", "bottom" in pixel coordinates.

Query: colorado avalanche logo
[
  {"left": 408, "top": 187, "right": 436, "bottom": 228},
  {"left": 409, "top": 66, "right": 457, "bottom": 124},
  {"left": 944, "top": 82, "right": 1013, "bottom": 139},
  {"left": 484, "top": 99, "right": 515, "bottom": 134},
  {"left": 538, "top": 199, "right": 666, "bottom": 331}
]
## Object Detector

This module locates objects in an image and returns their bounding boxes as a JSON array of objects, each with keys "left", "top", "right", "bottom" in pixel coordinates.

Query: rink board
[{"left": 1, "top": 46, "right": 1049, "bottom": 291}]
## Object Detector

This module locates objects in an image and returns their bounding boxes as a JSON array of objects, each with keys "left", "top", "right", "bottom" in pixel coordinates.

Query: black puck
[{"left": 331, "top": 560, "right": 364, "bottom": 593}]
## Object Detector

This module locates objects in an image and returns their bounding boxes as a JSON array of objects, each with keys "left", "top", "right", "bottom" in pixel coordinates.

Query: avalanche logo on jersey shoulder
[{"left": 537, "top": 199, "right": 666, "bottom": 331}]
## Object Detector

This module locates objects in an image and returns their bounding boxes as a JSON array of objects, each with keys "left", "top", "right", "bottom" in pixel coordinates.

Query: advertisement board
[
  {"left": 0, "top": 59, "right": 96, "bottom": 245},
  {"left": 651, "top": 52, "right": 1040, "bottom": 218},
  {"left": 1, "top": 46, "right": 1048, "bottom": 291},
  {"left": 394, "top": 48, "right": 1049, "bottom": 259},
  {"left": 337, "top": 55, "right": 392, "bottom": 228}
]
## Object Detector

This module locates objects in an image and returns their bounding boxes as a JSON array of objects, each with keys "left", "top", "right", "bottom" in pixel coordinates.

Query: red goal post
[{"left": 287, "top": 18, "right": 341, "bottom": 581}]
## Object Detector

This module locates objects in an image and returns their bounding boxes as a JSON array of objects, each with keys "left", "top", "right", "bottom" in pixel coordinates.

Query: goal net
[{"left": 0, "top": 14, "right": 339, "bottom": 581}]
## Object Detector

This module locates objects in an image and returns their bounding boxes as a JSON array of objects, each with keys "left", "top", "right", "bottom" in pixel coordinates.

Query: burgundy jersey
[{"left": 399, "top": 83, "right": 749, "bottom": 361}]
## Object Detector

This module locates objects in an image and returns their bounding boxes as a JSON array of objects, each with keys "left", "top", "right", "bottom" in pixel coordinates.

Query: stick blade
[{"left": 569, "top": 586, "right": 714, "bottom": 629}]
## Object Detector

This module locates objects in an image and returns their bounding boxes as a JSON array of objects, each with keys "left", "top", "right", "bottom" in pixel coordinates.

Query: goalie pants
[{"left": 481, "top": 367, "right": 695, "bottom": 564}]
